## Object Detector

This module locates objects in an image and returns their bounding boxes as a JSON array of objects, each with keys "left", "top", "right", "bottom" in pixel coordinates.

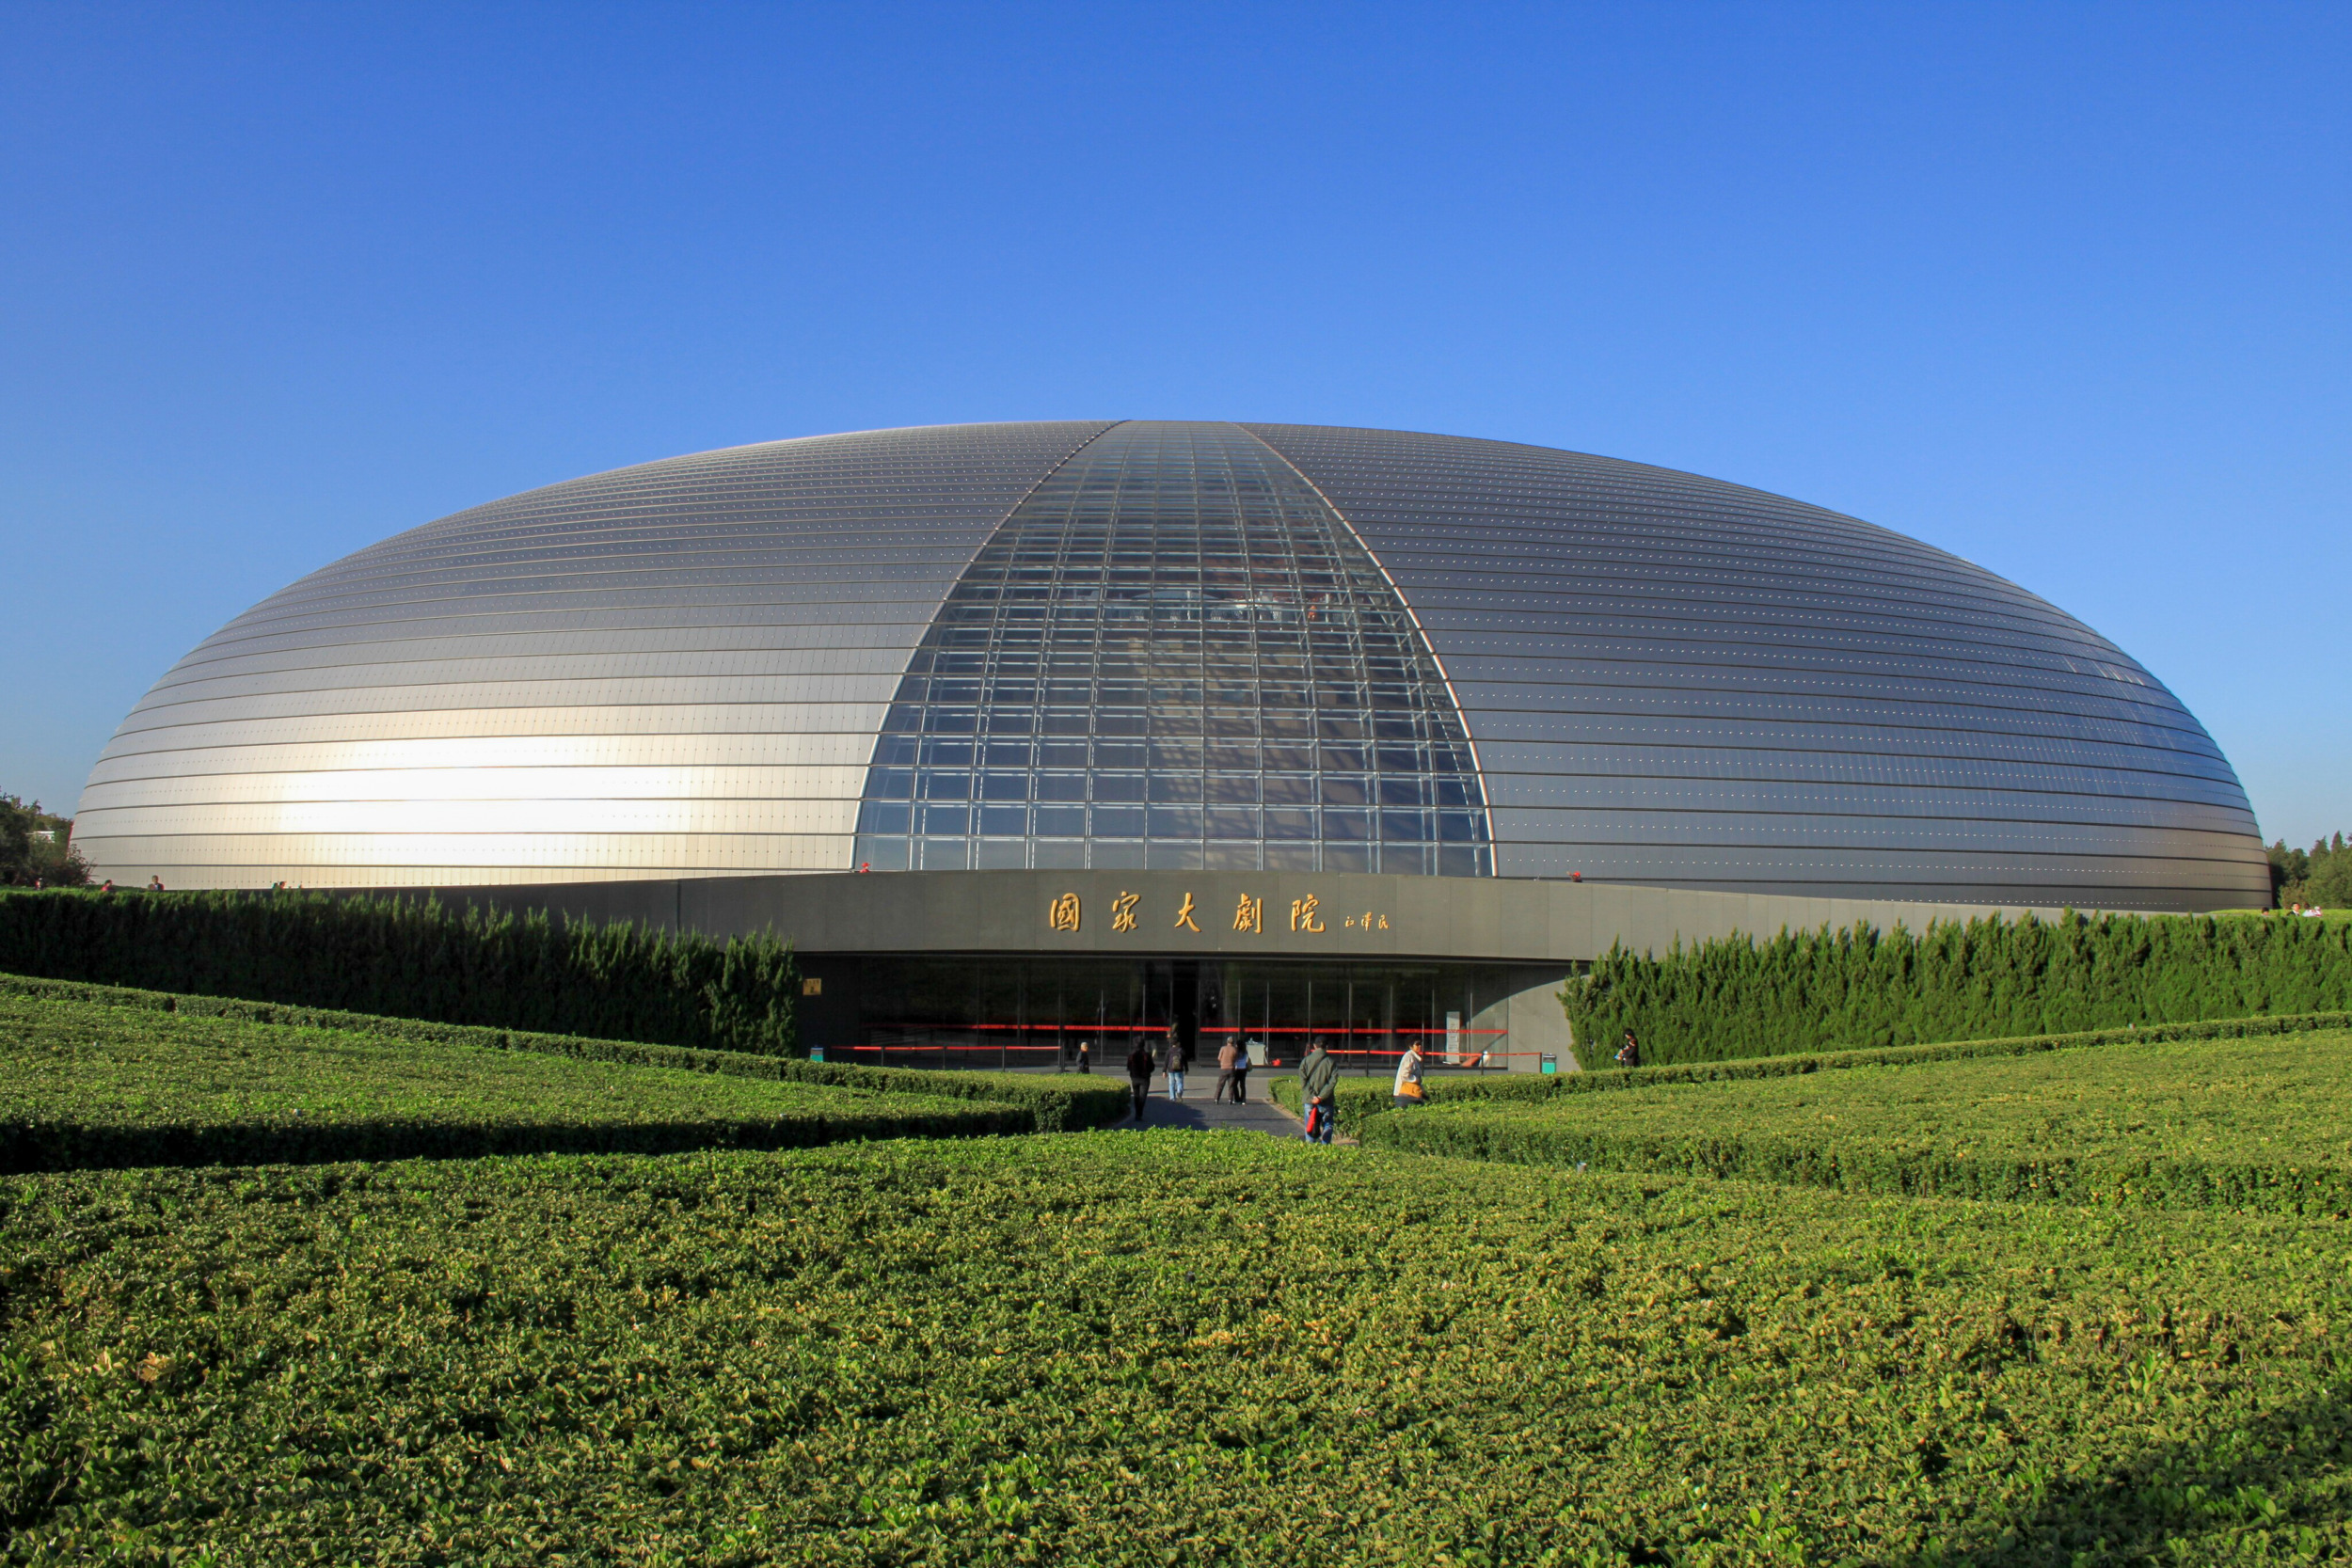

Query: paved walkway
[
  {"left": 1084, "top": 1074, "right": 1360, "bottom": 1142},
  {"left": 1129, "top": 1079, "right": 1298, "bottom": 1135}
]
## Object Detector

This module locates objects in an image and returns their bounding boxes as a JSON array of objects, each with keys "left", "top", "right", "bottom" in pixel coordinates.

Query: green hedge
[
  {"left": 0, "top": 973, "right": 1132, "bottom": 1134},
  {"left": 1359, "top": 1026, "right": 2352, "bottom": 1216},
  {"left": 1360, "top": 1114, "right": 2352, "bottom": 1216},
  {"left": 1566, "top": 910, "right": 2352, "bottom": 1065},
  {"left": 1269, "top": 1070, "right": 1558, "bottom": 1126},
  {"left": 1281, "top": 1008, "right": 2352, "bottom": 1129},
  {"left": 0, "top": 888, "right": 799, "bottom": 1054},
  {"left": 9, "top": 1116, "right": 1022, "bottom": 1173},
  {"left": 741, "top": 1055, "right": 1132, "bottom": 1132},
  {"left": 1, "top": 988, "right": 1030, "bottom": 1173},
  {"left": 9, "top": 1138, "right": 2352, "bottom": 1562}
]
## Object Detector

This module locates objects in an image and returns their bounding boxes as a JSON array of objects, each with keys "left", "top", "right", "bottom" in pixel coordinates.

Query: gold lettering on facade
[
  {"left": 1047, "top": 884, "right": 1372, "bottom": 939},
  {"left": 1378, "top": 914, "right": 1390, "bottom": 929}
]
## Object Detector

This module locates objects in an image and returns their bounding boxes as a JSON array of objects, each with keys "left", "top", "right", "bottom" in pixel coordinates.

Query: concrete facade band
[{"left": 421, "top": 870, "right": 2075, "bottom": 1069}]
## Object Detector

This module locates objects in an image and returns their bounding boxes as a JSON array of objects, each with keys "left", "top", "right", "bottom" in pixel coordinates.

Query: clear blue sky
[{"left": 5, "top": 2, "right": 2345, "bottom": 848}]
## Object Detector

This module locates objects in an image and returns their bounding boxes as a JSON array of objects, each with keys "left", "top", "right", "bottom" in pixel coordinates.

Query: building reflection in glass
[{"left": 830, "top": 955, "right": 1565, "bottom": 1073}]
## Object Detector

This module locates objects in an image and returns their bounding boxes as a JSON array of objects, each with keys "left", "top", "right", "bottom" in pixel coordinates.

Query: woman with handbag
[{"left": 1391, "top": 1040, "right": 1425, "bottom": 1109}]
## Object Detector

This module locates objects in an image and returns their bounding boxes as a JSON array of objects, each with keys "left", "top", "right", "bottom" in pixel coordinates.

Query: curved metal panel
[
  {"left": 75, "top": 418, "right": 2269, "bottom": 910},
  {"left": 1246, "top": 423, "right": 2267, "bottom": 910},
  {"left": 74, "top": 422, "right": 1113, "bottom": 886}
]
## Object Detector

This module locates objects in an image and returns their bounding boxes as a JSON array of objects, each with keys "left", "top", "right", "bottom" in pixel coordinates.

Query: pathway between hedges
[{"left": 1104, "top": 1074, "right": 1357, "bottom": 1141}]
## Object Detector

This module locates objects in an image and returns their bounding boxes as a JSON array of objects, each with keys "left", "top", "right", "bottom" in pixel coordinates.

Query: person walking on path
[
  {"left": 1075, "top": 1037, "right": 1092, "bottom": 1073},
  {"left": 1298, "top": 1037, "right": 1340, "bottom": 1144},
  {"left": 1215, "top": 1037, "right": 1240, "bottom": 1102},
  {"left": 1124, "top": 1035, "right": 1156, "bottom": 1124},
  {"left": 1163, "top": 1026, "right": 1190, "bottom": 1101},
  {"left": 1615, "top": 1030, "right": 1640, "bottom": 1069},
  {"left": 1231, "top": 1037, "right": 1255, "bottom": 1103},
  {"left": 1391, "top": 1039, "right": 1426, "bottom": 1109}
]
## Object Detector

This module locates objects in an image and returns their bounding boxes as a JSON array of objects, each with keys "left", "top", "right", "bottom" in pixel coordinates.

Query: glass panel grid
[{"left": 853, "top": 422, "right": 1492, "bottom": 876}]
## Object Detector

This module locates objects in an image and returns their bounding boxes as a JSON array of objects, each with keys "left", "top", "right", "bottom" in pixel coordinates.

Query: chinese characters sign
[{"left": 1046, "top": 888, "right": 1390, "bottom": 939}]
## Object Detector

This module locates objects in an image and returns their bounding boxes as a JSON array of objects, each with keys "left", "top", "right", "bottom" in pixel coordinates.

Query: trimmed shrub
[
  {"left": 7, "top": 1138, "right": 2351, "bottom": 1563},
  {"left": 0, "top": 973, "right": 1132, "bottom": 1133},
  {"left": 0, "top": 987, "right": 1037, "bottom": 1173},
  {"left": 0, "top": 888, "right": 797, "bottom": 1055},
  {"left": 1566, "top": 910, "right": 2352, "bottom": 1066},
  {"left": 1359, "top": 1026, "right": 2352, "bottom": 1216},
  {"left": 1281, "top": 1008, "right": 2352, "bottom": 1129},
  {"left": 1269, "top": 1069, "right": 1559, "bottom": 1125},
  {"left": 1362, "top": 1113, "right": 2352, "bottom": 1216}
]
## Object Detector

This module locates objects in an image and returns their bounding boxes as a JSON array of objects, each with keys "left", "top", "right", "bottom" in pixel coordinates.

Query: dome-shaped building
[{"left": 74, "top": 420, "right": 2268, "bottom": 1065}]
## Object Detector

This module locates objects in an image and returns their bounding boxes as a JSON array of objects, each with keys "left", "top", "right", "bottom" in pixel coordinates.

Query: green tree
[
  {"left": 0, "top": 795, "right": 89, "bottom": 887},
  {"left": 2308, "top": 832, "right": 2352, "bottom": 907},
  {"left": 2275, "top": 832, "right": 2351, "bottom": 909},
  {"left": 2268, "top": 839, "right": 2310, "bottom": 901}
]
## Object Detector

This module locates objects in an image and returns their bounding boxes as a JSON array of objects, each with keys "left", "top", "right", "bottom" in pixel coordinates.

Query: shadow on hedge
[
  {"left": 1949, "top": 1379, "right": 2352, "bottom": 1562},
  {"left": 2, "top": 1107, "right": 1031, "bottom": 1173}
]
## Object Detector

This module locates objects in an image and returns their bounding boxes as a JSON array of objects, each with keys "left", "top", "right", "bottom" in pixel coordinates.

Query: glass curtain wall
[
  {"left": 847, "top": 955, "right": 1519, "bottom": 1073},
  {"left": 852, "top": 421, "right": 1493, "bottom": 875}
]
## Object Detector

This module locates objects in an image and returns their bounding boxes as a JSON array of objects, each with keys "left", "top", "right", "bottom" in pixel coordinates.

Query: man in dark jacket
[
  {"left": 1124, "top": 1036, "right": 1157, "bottom": 1124},
  {"left": 1162, "top": 1026, "right": 1191, "bottom": 1101},
  {"left": 1297, "top": 1037, "right": 1340, "bottom": 1144}
]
